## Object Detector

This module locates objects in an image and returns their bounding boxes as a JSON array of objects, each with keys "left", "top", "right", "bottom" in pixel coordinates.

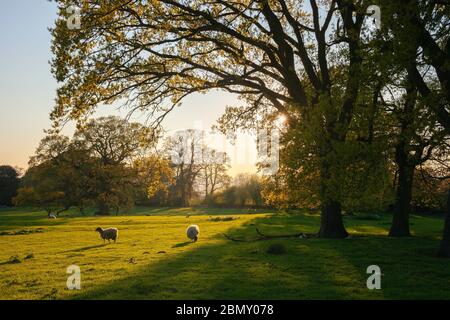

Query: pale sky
[{"left": 0, "top": 1, "right": 257, "bottom": 176}]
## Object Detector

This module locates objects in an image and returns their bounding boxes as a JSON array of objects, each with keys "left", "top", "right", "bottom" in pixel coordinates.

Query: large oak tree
[{"left": 52, "top": 0, "right": 382, "bottom": 237}]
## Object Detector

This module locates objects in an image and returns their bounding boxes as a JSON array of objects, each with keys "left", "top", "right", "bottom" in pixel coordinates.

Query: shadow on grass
[
  {"left": 63, "top": 244, "right": 107, "bottom": 253},
  {"left": 337, "top": 215, "right": 450, "bottom": 299},
  {"left": 0, "top": 260, "right": 21, "bottom": 266},
  {"left": 69, "top": 214, "right": 378, "bottom": 300},
  {"left": 0, "top": 207, "right": 280, "bottom": 227},
  {"left": 64, "top": 213, "right": 450, "bottom": 299},
  {"left": 130, "top": 206, "right": 279, "bottom": 217},
  {"left": 172, "top": 241, "right": 193, "bottom": 248},
  {"left": 0, "top": 208, "right": 71, "bottom": 231}
]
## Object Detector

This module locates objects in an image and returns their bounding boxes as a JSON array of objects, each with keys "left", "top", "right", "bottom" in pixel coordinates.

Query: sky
[{"left": 0, "top": 1, "right": 258, "bottom": 176}]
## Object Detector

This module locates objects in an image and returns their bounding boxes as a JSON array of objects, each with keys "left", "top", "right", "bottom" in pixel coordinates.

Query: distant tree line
[
  {"left": 0, "top": 165, "right": 21, "bottom": 206},
  {"left": 9, "top": 117, "right": 256, "bottom": 215},
  {"left": 3, "top": 115, "right": 446, "bottom": 217}
]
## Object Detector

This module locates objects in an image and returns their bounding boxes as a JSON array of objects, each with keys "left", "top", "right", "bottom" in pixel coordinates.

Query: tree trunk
[
  {"left": 179, "top": 180, "right": 190, "bottom": 207},
  {"left": 318, "top": 159, "right": 348, "bottom": 238},
  {"left": 437, "top": 189, "right": 450, "bottom": 257},
  {"left": 181, "top": 188, "right": 189, "bottom": 207},
  {"left": 97, "top": 201, "right": 110, "bottom": 215},
  {"left": 389, "top": 145, "right": 414, "bottom": 237},
  {"left": 318, "top": 199, "right": 348, "bottom": 238}
]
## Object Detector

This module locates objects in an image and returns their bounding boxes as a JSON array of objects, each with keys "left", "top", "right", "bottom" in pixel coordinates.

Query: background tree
[
  {"left": 15, "top": 135, "right": 93, "bottom": 215},
  {"left": 392, "top": 0, "right": 450, "bottom": 254},
  {"left": 15, "top": 162, "right": 67, "bottom": 216},
  {"left": 0, "top": 165, "right": 21, "bottom": 206},
  {"left": 217, "top": 173, "right": 264, "bottom": 207},
  {"left": 87, "top": 162, "right": 138, "bottom": 215},
  {"left": 261, "top": 172, "right": 302, "bottom": 211},
  {"left": 164, "top": 130, "right": 203, "bottom": 206},
  {"left": 16, "top": 117, "right": 159, "bottom": 216},
  {"left": 75, "top": 116, "right": 154, "bottom": 165},
  {"left": 198, "top": 147, "right": 231, "bottom": 203},
  {"left": 413, "top": 163, "right": 450, "bottom": 214},
  {"left": 28, "top": 134, "right": 70, "bottom": 167},
  {"left": 383, "top": 0, "right": 450, "bottom": 133},
  {"left": 381, "top": 73, "right": 447, "bottom": 237},
  {"left": 438, "top": 187, "right": 450, "bottom": 257},
  {"left": 74, "top": 116, "right": 155, "bottom": 214},
  {"left": 378, "top": 1, "right": 450, "bottom": 237},
  {"left": 134, "top": 154, "right": 175, "bottom": 205}
]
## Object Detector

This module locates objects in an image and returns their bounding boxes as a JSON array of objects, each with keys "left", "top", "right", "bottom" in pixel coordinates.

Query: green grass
[{"left": 0, "top": 207, "right": 449, "bottom": 299}]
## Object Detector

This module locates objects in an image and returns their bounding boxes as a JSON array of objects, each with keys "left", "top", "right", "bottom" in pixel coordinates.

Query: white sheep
[
  {"left": 48, "top": 214, "right": 56, "bottom": 219},
  {"left": 186, "top": 225, "right": 199, "bottom": 242},
  {"left": 95, "top": 227, "right": 119, "bottom": 243}
]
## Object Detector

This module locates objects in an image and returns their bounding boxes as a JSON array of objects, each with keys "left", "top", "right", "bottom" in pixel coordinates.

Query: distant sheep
[
  {"left": 95, "top": 227, "right": 118, "bottom": 243},
  {"left": 186, "top": 225, "right": 199, "bottom": 242},
  {"left": 48, "top": 214, "right": 56, "bottom": 219}
]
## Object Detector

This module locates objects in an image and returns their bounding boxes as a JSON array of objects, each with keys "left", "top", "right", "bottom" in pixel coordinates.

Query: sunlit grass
[{"left": 0, "top": 207, "right": 449, "bottom": 299}]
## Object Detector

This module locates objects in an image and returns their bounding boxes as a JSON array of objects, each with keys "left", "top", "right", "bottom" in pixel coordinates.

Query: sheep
[
  {"left": 48, "top": 214, "right": 56, "bottom": 219},
  {"left": 186, "top": 225, "right": 199, "bottom": 242},
  {"left": 95, "top": 227, "right": 118, "bottom": 243}
]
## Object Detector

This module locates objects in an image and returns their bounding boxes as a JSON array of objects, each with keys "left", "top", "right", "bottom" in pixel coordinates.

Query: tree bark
[
  {"left": 389, "top": 67, "right": 418, "bottom": 237},
  {"left": 318, "top": 159, "right": 348, "bottom": 238},
  {"left": 389, "top": 147, "right": 413, "bottom": 237},
  {"left": 437, "top": 189, "right": 450, "bottom": 257},
  {"left": 318, "top": 198, "right": 348, "bottom": 238}
]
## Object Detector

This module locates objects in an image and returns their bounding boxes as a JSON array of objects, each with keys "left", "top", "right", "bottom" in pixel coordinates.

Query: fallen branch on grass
[{"left": 223, "top": 226, "right": 317, "bottom": 242}]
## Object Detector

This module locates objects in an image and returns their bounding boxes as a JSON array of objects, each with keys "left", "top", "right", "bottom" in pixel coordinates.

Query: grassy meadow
[{"left": 0, "top": 207, "right": 449, "bottom": 300}]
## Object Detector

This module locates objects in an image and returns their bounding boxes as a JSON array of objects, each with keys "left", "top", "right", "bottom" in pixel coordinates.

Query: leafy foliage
[{"left": 0, "top": 166, "right": 21, "bottom": 206}]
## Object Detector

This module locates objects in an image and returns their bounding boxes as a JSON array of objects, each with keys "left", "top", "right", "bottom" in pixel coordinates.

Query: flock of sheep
[
  {"left": 47, "top": 214, "right": 200, "bottom": 243},
  {"left": 94, "top": 224, "right": 200, "bottom": 243}
]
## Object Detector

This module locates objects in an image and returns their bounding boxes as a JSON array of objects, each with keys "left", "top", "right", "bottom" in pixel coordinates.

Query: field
[{"left": 0, "top": 207, "right": 449, "bottom": 300}]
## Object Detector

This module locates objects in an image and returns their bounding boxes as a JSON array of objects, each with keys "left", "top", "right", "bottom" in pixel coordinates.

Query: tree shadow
[
  {"left": 0, "top": 208, "right": 70, "bottom": 231},
  {"left": 65, "top": 213, "right": 450, "bottom": 299},
  {"left": 331, "top": 214, "right": 450, "bottom": 299},
  {"left": 70, "top": 214, "right": 384, "bottom": 300},
  {"left": 131, "top": 206, "right": 279, "bottom": 216}
]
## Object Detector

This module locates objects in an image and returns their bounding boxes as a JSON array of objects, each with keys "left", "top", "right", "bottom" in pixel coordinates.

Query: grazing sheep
[
  {"left": 95, "top": 227, "right": 118, "bottom": 243},
  {"left": 48, "top": 214, "right": 56, "bottom": 219},
  {"left": 186, "top": 225, "right": 199, "bottom": 242}
]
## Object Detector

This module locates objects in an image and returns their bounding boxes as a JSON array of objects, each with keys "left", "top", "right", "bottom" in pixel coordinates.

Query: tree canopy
[
  {"left": 0, "top": 166, "right": 21, "bottom": 207},
  {"left": 50, "top": 0, "right": 449, "bottom": 242}
]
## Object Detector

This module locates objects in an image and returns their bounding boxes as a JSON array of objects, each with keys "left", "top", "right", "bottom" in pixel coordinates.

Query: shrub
[{"left": 266, "top": 243, "right": 287, "bottom": 255}]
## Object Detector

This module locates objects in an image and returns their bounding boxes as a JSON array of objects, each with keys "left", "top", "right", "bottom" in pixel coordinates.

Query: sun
[{"left": 276, "top": 114, "right": 287, "bottom": 125}]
